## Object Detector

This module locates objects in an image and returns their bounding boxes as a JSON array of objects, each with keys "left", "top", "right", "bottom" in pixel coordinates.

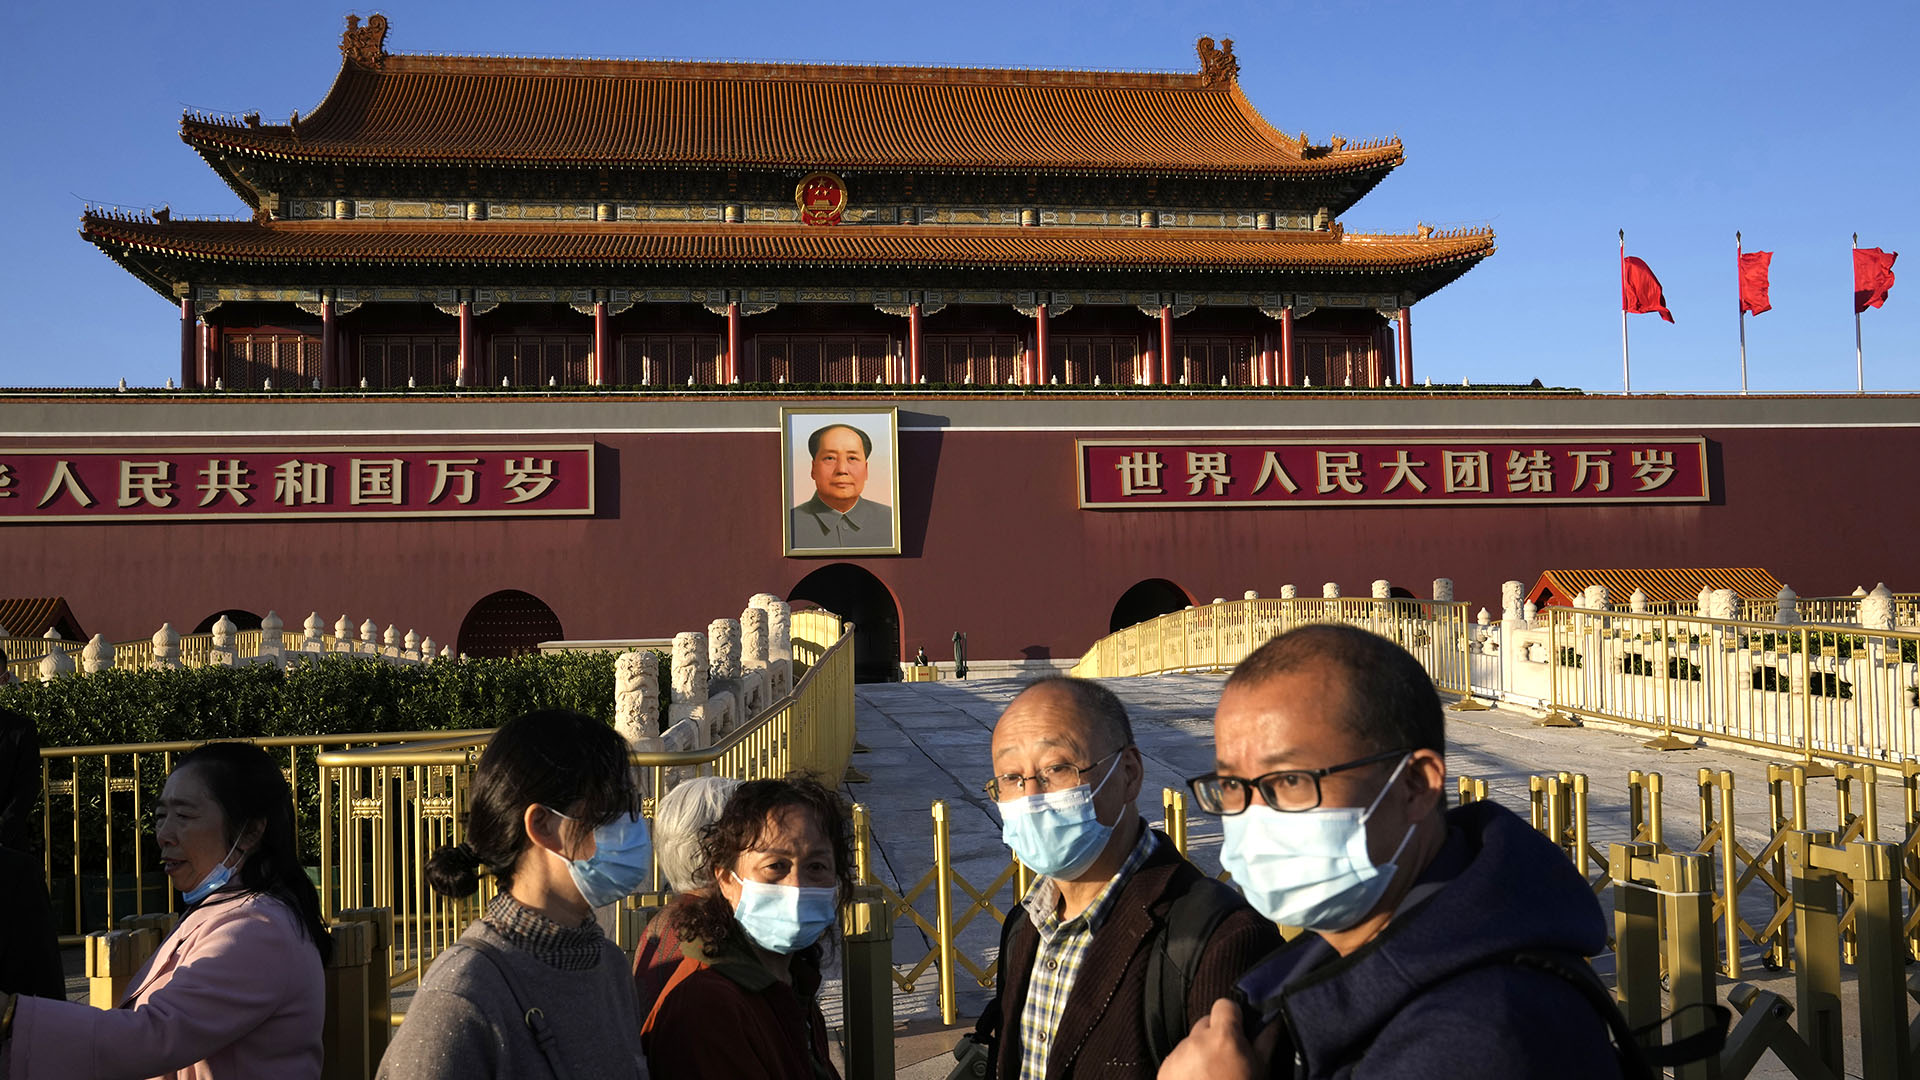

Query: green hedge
[
  {"left": 2, "top": 651, "right": 667, "bottom": 749},
  {"left": 3, "top": 652, "right": 665, "bottom": 904}
]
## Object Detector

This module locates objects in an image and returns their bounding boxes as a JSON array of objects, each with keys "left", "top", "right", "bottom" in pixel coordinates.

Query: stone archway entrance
[
  {"left": 1108, "top": 578, "right": 1194, "bottom": 633},
  {"left": 788, "top": 564, "right": 901, "bottom": 684},
  {"left": 192, "top": 609, "right": 263, "bottom": 634},
  {"left": 457, "top": 589, "right": 563, "bottom": 658}
]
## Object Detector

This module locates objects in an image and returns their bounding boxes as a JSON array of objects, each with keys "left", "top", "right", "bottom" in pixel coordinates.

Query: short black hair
[
  {"left": 1225, "top": 624, "right": 1444, "bottom": 755},
  {"left": 1013, "top": 676, "right": 1134, "bottom": 752},
  {"left": 807, "top": 423, "right": 872, "bottom": 458}
]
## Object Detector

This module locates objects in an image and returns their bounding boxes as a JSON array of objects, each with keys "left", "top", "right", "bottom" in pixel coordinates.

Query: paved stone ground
[{"left": 832, "top": 675, "right": 1912, "bottom": 1079}]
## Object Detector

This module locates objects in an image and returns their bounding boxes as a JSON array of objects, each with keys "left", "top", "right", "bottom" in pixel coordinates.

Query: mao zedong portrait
[{"left": 790, "top": 423, "right": 894, "bottom": 550}]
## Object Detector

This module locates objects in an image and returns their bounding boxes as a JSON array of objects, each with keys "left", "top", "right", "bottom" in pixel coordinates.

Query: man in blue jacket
[{"left": 1161, "top": 624, "right": 1621, "bottom": 1079}]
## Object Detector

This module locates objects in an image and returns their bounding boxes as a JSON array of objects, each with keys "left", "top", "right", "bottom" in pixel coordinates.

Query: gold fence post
[
  {"left": 1716, "top": 770, "right": 1741, "bottom": 979},
  {"left": 321, "top": 918, "right": 373, "bottom": 1080},
  {"left": 1834, "top": 839, "right": 1912, "bottom": 1079},
  {"left": 1647, "top": 772, "right": 1664, "bottom": 850},
  {"left": 1610, "top": 842, "right": 1660, "bottom": 1033},
  {"left": 1161, "top": 788, "right": 1188, "bottom": 855},
  {"left": 1657, "top": 851, "right": 1722, "bottom": 1080},
  {"left": 1570, "top": 774, "right": 1590, "bottom": 880},
  {"left": 932, "top": 799, "right": 957, "bottom": 1025},
  {"left": 336, "top": 907, "right": 393, "bottom": 1068},
  {"left": 841, "top": 885, "right": 897, "bottom": 1080},
  {"left": 1784, "top": 829, "right": 1845, "bottom": 1077},
  {"left": 85, "top": 926, "right": 157, "bottom": 1009},
  {"left": 852, "top": 804, "right": 873, "bottom": 884}
]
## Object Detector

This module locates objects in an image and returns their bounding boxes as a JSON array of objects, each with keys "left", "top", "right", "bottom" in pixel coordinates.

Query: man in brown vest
[{"left": 976, "top": 678, "right": 1279, "bottom": 1079}]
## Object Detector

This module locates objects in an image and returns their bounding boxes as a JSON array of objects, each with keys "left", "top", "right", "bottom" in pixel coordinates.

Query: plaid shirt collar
[
  {"left": 1021, "top": 819, "right": 1157, "bottom": 936},
  {"left": 481, "top": 892, "right": 605, "bottom": 972}
]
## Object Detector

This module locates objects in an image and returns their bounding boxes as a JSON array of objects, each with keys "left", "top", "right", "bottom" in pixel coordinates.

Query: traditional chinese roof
[
  {"left": 1528, "top": 568, "right": 1785, "bottom": 608},
  {"left": 179, "top": 23, "right": 1401, "bottom": 188},
  {"left": 0, "top": 598, "right": 86, "bottom": 643},
  {"left": 80, "top": 212, "right": 1495, "bottom": 295}
]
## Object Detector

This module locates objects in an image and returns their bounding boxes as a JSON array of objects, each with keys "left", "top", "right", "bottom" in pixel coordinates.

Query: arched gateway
[
  {"left": 788, "top": 565, "right": 901, "bottom": 684},
  {"left": 1109, "top": 579, "right": 1194, "bottom": 633},
  {"left": 457, "top": 590, "right": 563, "bottom": 658}
]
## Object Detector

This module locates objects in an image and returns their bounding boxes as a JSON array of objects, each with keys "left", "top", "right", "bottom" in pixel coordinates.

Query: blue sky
[{"left": 3, "top": 0, "right": 1912, "bottom": 392}]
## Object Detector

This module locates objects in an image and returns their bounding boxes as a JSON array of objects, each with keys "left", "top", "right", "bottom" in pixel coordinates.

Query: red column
[
  {"left": 726, "top": 302, "right": 741, "bottom": 384},
  {"left": 320, "top": 299, "right": 338, "bottom": 388},
  {"left": 457, "top": 301, "right": 474, "bottom": 386},
  {"left": 179, "top": 298, "right": 196, "bottom": 388},
  {"left": 1035, "top": 303, "right": 1050, "bottom": 385},
  {"left": 1159, "top": 306, "right": 1174, "bottom": 385},
  {"left": 908, "top": 303, "right": 923, "bottom": 384},
  {"left": 1396, "top": 305, "right": 1414, "bottom": 387},
  {"left": 200, "top": 323, "right": 217, "bottom": 389},
  {"left": 592, "top": 301, "right": 609, "bottom": 386},
  {"left": 1279, "top": 307, "right": 1296, "bottom": 386}
]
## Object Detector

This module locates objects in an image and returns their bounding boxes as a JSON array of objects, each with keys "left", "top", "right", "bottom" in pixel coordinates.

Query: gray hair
[{"left": 655, "top": 776, "right": 744, "bottom": 892}]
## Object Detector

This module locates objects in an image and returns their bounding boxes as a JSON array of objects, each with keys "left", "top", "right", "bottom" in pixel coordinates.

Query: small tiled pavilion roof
[
  {"left": 0, "top": 598, "right": 86, "bottom": 643},
  {"left": 180, "top": 45, "right": 1403, "bottom": 181},
  {"left": 1527, "top": 569, "right": 1785, "bottom": 609},
  {"left": 81, "top": 212, "right": 1494, "bottom": 276}
]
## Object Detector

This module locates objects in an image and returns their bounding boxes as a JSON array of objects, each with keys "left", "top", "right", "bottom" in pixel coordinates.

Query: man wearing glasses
[
  {"left": 1159, "top": 624, "right": 1620, "bottom": 1080},
  {"left": 972, "top": 678, "right": 1279, "bottom": 1079}
]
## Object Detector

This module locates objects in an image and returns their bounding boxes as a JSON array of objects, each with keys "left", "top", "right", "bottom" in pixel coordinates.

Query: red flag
[
  {"left": 1738, "top": 251, "right": 1772, "bottom": 315},
  {"left": 1854, "top": 247, "right": 1897, "bottom": 312},
  {"left": 1622, "top": 255, "right": 1673, "bottom": 322}
]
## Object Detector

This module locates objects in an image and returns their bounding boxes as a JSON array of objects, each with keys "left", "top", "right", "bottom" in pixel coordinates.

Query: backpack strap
[
  {"left": 1144, "top": 875, "right": 1245, "bottom": 1063},
  {"left": 461, "top": 938, "right": 582, "bottom": 1080},
  {"left": 642, "top": 953, "right": 708, "bottom": 1036},
  {"left": 1504, "top": 949, "right": 1729, "bottom": 1077}
]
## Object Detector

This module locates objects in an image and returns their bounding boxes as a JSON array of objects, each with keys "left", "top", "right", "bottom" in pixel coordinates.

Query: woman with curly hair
[
  {"left": 640, "top": 775, "right": 853, "bottom": 1080},
  {"left": 377, "top": 709, "right": 652, "bottom": 1079}
]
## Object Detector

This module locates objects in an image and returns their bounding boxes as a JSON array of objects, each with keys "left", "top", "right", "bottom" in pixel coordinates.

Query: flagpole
[
  {"left": 1619, "top": 229, "right": 1631, "bottom": 395},
  {"left": 1853, "top": 232, "right": 1864, "bottom": 393},
  {"left": 1737, "top": 232, "right": 1748, "bottom": 394}
]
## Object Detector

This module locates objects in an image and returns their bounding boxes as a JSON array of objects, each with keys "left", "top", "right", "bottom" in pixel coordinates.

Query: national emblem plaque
[{"left": 795, "top": 172, "right": 849, "bottom": 226}]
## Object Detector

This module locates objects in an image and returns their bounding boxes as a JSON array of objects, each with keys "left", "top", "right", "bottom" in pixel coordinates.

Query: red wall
[{"left": 6, "top": 415, "right": 1917, "bottom": 664}]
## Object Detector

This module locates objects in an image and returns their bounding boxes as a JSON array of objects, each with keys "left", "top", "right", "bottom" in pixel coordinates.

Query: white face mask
[{"left": 1219, "top": 754, "right": 1415, "bottom": 931}]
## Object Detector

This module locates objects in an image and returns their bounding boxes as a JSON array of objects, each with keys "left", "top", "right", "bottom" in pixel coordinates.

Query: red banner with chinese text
[
  {"left": 0, "top": 445, "right": 595, "bottom": 522},
  {"left": 1078, "top": 438, "right": 1709, "bottom": 508}
]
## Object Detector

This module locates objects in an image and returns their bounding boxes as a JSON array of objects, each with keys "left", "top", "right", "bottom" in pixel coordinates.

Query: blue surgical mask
[
  {"left": 997, "top": 753, "right": 1123, "bottom": 879},
  {"left": 730, "top": 876, "right": 840, "bottom": 954},
  {"left": 1219, "top": 754, "right": 1416, "bottom": 932},
  {"left": 547, "top": 808, "right": 653, "bottom": 908},
  {"left": 183, "top": 841, "right": 242, "bottom": 906}
]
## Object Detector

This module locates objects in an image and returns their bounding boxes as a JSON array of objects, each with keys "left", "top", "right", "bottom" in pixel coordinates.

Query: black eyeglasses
[
  {"left": 985, "top": 747, "right": 1127, "bottom": 802},
  {"left": 1185, "top": 748, "right": 1408, "bottom": 816}
]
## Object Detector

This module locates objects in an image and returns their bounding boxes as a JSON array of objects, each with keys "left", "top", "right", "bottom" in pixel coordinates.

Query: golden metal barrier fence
[
  {"left": 311, "top": 611, "right": 854, "bottom": 988},
  {"left": 32, "top": 729, "right": 493, "bottom": 942},
  {"left": 1070, "top": 596, "right": 1475, "bottom": 695},
  {"left": 1545, "top": 607, "right": 1920, "bottom": 768},
  {"left": 850, "top": 764, "right": 1917, "bottom": 1038}
]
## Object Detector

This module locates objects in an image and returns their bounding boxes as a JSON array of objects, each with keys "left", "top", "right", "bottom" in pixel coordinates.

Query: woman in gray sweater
[{"left": 377, "top": 709, "right": 652, "bottom": 1080}]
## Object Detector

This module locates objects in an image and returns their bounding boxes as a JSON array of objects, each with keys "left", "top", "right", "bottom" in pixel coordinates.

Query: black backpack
[{"left": 948, "top": 872, "right": 1244, "bottom": 1078}]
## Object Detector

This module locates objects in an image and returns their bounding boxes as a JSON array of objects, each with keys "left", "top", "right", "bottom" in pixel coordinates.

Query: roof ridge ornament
[
  {"left": 1196, "top": 36, "right": 1238, "bottom": 87},
  {"left": 342, "top": 13, "right": 390, "bottom": 71}
]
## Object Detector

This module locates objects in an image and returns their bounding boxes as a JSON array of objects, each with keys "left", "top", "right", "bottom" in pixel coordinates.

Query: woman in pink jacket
[{"left": 1, "top": 741, "right": 330, "bottom": 1079}]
